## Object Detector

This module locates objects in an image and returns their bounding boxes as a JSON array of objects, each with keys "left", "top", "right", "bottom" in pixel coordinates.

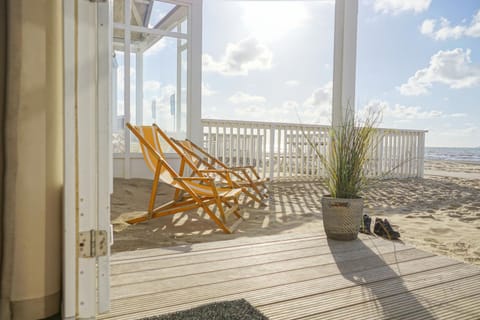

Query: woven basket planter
[{"left": 321, "top": 196, "right": 363, "bottom": 241}]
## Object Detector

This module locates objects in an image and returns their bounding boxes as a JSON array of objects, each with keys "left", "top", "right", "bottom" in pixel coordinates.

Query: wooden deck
[{"left": 98, "top": 232, "right": 480, "bottom": 319}]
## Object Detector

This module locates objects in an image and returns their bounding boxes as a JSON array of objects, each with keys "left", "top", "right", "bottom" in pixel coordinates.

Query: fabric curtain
[{"left": 0, "top": 1, "right": 63, "bottom": 319}]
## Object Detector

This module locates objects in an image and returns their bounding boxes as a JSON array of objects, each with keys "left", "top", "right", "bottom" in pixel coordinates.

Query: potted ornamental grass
[{"left": 312, "top": 109, "right": 381, "bottom": 240}]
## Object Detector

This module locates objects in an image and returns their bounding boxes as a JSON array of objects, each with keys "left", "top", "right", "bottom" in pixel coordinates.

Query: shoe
[
  {"left": 374, "top": 218, "right": 400, "bottom": 240},
  {"left": 373, "top": 218, "right": 385, "bottom": 237},
  {"left": 359, "top": 214, "right": 372, "bottom": 234},
  {"left": 383, "top": 219, "right": 400, "bottom": 240}
]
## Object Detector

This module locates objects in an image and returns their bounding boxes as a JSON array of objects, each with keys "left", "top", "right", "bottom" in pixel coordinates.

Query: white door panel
[{"left": 63, "top": 0, "right": 112, "bottom": 318}]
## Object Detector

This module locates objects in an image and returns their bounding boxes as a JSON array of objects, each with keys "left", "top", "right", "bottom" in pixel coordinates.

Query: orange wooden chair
[
  {"left": 126, "top": 123, "right": 243, "bottom": 234},
  {"left": 172, "top": 138, "right": 269, "bottom": 204}
]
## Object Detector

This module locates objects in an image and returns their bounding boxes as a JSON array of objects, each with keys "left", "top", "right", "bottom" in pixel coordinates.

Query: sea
[{"left": 425, "top": 147, "right": 480, "bottom": 163}]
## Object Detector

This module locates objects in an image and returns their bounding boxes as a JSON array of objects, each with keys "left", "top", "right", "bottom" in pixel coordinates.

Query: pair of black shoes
[
  {"left": 359, "top": 215, "right": 400, "bottom": 240},
  {"left": 373, "top": 218, "right": 400, "bottom": 240}
]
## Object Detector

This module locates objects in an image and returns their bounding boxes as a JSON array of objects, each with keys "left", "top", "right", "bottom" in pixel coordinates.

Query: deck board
[{"left": 98, "top": 233, "right": 480, "bottom": 319}]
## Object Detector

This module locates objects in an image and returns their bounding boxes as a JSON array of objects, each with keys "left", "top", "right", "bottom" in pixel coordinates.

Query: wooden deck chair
[
  {"left": 126, "top": 123, "right": 243, "bottom": 234},
  {"left": 172, "top": 138, "right": 269, "bottom": 203},
  {"left": 172, "top": 139, "right": 265, "bottom": 205}
]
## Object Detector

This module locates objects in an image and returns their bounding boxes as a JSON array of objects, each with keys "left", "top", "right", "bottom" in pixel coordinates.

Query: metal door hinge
[{"left": 79, "top": 230, "right": 108, "bottom": 258}]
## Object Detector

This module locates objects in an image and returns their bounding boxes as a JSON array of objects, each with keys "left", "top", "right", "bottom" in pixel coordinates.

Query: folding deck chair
[
  {"left": 126, "top": 123, "right": 243, "bottom": 234},
  {"left": 172, "top": 138, "right": 269, "bottom": 204}
]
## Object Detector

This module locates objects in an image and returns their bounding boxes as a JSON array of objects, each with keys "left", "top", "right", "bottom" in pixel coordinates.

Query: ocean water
[{"left": 425, "top": 147, "right": 480, "bottom": 163}]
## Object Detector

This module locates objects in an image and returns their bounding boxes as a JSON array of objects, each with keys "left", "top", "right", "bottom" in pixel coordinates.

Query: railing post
[
  {"left": 417, "top": 131, "right": 426, "bottom": 178},
  {"left": 377, "top": 130, "right": 384, "bottom": 177},
  {"left": 269, "top": 125, "right": 275, "bottom": 181}
]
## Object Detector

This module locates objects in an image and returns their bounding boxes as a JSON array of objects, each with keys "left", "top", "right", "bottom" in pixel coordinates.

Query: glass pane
[
  {"left": 111, "top": 1, "right": 190, "bottom": 154},
  {"left": 180, "top": 16, "right": 188, "bottom": 34},
  {"left": 149, "top": 1, "right": 177, "bottom": 28},
  {"left": 112, "top": 49, "right": 138, "bottom": 153},
  {"left": 112, "top": 51, "right": 125, "bottom": 153},
  {"left": 141, "top": 36, "right": 188, "bottom": 151},
  {"left": 142, "top": 37, "right": 177, "bottom": 130},
  {"left": 149, "top": 1, "right": 188, "bottom": 35}
]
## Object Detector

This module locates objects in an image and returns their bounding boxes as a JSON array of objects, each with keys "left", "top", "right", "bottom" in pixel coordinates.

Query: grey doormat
[{"left": 139, "top": 299, "right": 269, "bottom": 320}]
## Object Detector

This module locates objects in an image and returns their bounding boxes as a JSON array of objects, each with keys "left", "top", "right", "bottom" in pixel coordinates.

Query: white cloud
[
  {"left": 229, "top": 82, "right": 333, "bottom": 124},
  {"left": 233, "top": 105, "right": 266, "bottom": 118},
  {"left": 240, "top": 2, "right": 311, "bottom": 42},
  {"left": 202, "top": 83, "right": 217, "bottom": 97},
  {"left": 420, "top": 19, "right": 436, "bottom": 35},
  {"left": 232, "top": 100, "right": 302, "bottom": 123},
  {"left": 301, "top": 81, "right": 333, "bottom": 124},
  {"left": 203, "top": 37, "right": 273, "bottom": 76},
  {"left": 450, "top": 113, "right": 467, "bottom": 118},
  {"left": 428, "top": 125, "right": 479, "bottom": 147},
  {"left": 228, "top": 92, "right": 266, "bottom": 104},
  {"left": 467, "top": 11, "right": 480, "bottom": 37},
  {"left": 362, "top": 99, "right": 443, "bottom": 120},
  {"left": 420, "top": 10, "right": 480, "bottom": 40},
  {"left": 398, "top": 48, "right": 480, "bottom": 96},
  {"left": 373, "top": 0, "right": 431, "bottom": 15},
  {"left": 144, "top": 80, "right": 161, "bottom": 92},
  {"left": 285, "top": 80, "right": 300, "bottom": 87},
  {"left": 304, "top": 81, "right": 333, "bottom": 108}
]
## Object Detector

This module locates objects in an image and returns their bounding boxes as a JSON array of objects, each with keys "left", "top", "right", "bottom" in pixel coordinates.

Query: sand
[{"left": 111, "top": 160, "right": 480, "bottom": 266}]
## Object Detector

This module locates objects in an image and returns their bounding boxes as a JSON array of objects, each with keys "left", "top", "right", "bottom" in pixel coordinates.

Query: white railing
[{"left": 201, "top": 119, "right": 426, "bottom": 180}]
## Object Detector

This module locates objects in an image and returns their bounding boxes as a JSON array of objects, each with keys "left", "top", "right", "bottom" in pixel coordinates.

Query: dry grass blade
[{"left": 303, "top": 108, "right": 381, "bottom": 199}]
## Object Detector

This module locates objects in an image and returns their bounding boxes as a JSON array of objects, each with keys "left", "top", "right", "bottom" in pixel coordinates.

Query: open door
[{"left": 63, "top": 0, "right": 112, "bottom": 318}]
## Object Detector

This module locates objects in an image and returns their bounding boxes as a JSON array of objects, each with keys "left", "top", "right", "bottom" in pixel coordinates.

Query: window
[{"left": 112, "top": 0, "right": 190, "bottom": 154}]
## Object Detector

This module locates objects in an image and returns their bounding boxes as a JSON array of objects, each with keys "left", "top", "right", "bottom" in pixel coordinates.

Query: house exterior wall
[{"left": 1, "top": 1, "right": 63, "bottom": 319}]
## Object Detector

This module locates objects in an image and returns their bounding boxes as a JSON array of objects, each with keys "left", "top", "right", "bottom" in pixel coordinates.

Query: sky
[{"left": 200, "top": 0, "right": 480, "bottom": 148}]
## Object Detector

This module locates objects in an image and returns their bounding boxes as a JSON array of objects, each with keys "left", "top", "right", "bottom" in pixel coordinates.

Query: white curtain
[{"left": 0, "top": 1, "right": 62, "bottom": 319}]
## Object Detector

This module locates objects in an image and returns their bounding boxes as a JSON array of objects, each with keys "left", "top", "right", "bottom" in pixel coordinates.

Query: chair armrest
[
  {"left": 174, "top": 177, "right": 212, "bottom": 182},
  {"left": 198, "top": 169, "right": 237, "bottom": 187}
]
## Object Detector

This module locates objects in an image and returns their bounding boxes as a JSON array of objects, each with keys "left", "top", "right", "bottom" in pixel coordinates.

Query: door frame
[{"left": 63, "top": 0, "right": 112, "bottom": 318}]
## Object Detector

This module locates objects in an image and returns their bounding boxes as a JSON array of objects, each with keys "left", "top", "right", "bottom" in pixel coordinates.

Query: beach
[{"left": 111, "top": 160, "right": 480, "bottom": 266}]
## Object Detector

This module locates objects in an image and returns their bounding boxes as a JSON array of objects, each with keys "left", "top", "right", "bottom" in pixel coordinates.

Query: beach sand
[{"left": 111, "top": 160, "right": 480, "bottom": 266}]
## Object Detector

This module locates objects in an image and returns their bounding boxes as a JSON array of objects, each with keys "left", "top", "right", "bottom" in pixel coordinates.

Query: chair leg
[
  {"left": 201, "top": 204, "right": 231, "bottom": 234},
  {"left": 232, "top": 197, "right": 242, "bottom": 219},
  {"left": 174, "top": 189, "right": 184, "bottom": 201},
  {"left": 242, "top": 187, "right": 264, "bottom": 205},
  {"left": 148, "top": 167, "right": 161, "bottom": 219},
  {"left": 241, "top": 171, "right": 265, "bottom": 200},
  {"left": 216, "top": 198, "right": 227, "bottom": 223}
]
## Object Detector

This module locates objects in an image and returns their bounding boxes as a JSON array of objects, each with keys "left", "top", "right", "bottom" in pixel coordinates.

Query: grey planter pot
[{"left": 321, "top": 196, "right": 364, "bottom": 241}]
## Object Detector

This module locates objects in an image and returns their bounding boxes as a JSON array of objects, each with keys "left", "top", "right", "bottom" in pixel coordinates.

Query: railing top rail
[
  {"left": 201, "top": 118, "right": 428, "bottom": 134},
  {"left": 201, "top": 118, "right": 330, "bottom": 129},
  {"left": 376, "top": 127, "right": 429, "bottom": 134}
]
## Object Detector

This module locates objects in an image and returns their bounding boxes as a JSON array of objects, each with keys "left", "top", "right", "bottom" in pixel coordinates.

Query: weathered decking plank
[
  {"left": 112, "top": 236, "right": 335, "bottom": 274},
  {"left": 98, "top": 233, "right": 480, "bottom": 320},
  {"left": 111, "top": 239, "right": 413, "bottom": 286},
  {"left": 295, "top": 275, "right": 480, "bottom": 320},
  {"left": 103, "top": 254, "right": 457, "bottom": 318},
  {"left": 111, "top": 233, "right": 324, "bottom": 262},
  {"left": 110, "top": 241, "right": 427, "bottom": 299},
  {"left": 258, "top": 267, "right": 480, "bottom": 319}
]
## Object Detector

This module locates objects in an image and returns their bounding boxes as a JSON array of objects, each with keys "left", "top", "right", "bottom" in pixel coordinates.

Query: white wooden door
[{"left": 63, "top": 0, "right": 112, "bottom": 319}]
